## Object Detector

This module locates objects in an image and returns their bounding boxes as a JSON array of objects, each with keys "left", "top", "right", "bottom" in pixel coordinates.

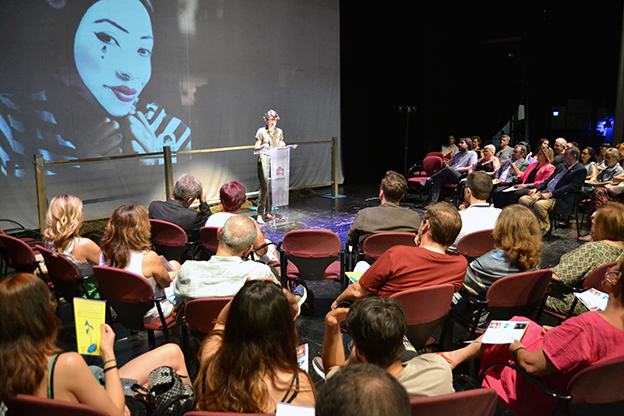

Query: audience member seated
[
  {"left": 174, "top": 215, "right": 288, "bottom": 305},
  {"left": 492, "top": 147, "right": 555, "bottom": 208},
  {"left": 418, "top": 137, "right": 478, "bottom": 208},
  {"left": 519, "top": 147, "right": 585, "bottom": 232},
  {"left": 316, "top": 364, "right": 410, "bottom": 416},
  {"left": 454, "top": 205, "right": 542, "bottom": 323},
  {"left": 583, "top": 147, "right": 623, "bottom": 197},
  {"left": 0, "top": 273, "right": 191, "bottom": 416},
  {"left": 545, "top": 202, "right": 624, "bottom": 316},
  {"left": 148, "top": 174, "right": 211, "bottom": 243},
  {"left": 441, "top": 135, "right": 459, "bottom": 163},
  {"left": 332, "top": 202, "right": 467, "bottom": 308},
  {"left": 194, "top": 280, "right": 316, "bottom": 412},
  {"left": 440, "top": 255, "right": 624, "bottom": 416},
  {"left": 468, "top": 144, "right": 501, "bottom": 177},
  {"left": 552, "top": 137, "right": 567, "bottom": 168},
  {"left": 346, "top": 170, "right": 421, "bottom": 248},
  {"left": 322, "top": 297, "right": 454, "bottom": 397},
  {"left": 100, "top": 205, "right": 181, "bottom": 324},
  {"left": 449, "top": 172, "right": 501, "bottom": 253},
  {"left": 205, "top": 181, "right": 275, "bottom": 262},
  {"left": 43, "top": 195, "right": 102, "bottom": 298},
  {"left": 495, "top": 135, "right": 513, "bottom": 161},
  {"left": 471, "top": 135, "right": 482, "bottom": 154},
  {"left": 580, "top": 146, "right": 598, "bottom": 182},
  {"left": 596, "top": 143, "right": 610, "bottom": 169},
  {"left": 492, "top": 144, "right": 530, "bottom": 186}
]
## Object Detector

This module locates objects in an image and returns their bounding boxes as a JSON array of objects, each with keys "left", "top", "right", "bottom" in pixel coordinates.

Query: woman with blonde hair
[
  {"left": 546, "top": 201, "right": 624, "bottom": 316},
  {"left": 43, "top": 195, "right": 101, "bottom": 297},
  {"left": 194, "top": 280, "right": 315, "bottom": 412},
  {"left": 462, "top": 204, "right": 542, "bottom": 297},
  {"left": 0, "top": 273, "right": 190, "bottom": 416},
  {"left": 254, "top": 109, "right": 286, "bottom": 223},
  {"left": 99, "top": 204, "right": 180, "bottom": 323}
]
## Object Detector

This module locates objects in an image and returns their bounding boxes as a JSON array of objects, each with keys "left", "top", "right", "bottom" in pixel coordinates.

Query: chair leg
[{"left": 148, "top": 330, "right": 156, "bottom": 350}]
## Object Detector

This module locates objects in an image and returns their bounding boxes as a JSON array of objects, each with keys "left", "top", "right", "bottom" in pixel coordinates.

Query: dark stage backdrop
[
  {"left": 340, "top": 1, "right": 622, "bottom": 184},
  {"left": 0, "top": 0, "right": 341, "bottom": 228}
]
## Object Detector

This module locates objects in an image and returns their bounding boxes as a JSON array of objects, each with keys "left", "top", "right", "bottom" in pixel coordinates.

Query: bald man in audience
[{"left": 332, "top": 202, "right": 467, "bottom": 308}]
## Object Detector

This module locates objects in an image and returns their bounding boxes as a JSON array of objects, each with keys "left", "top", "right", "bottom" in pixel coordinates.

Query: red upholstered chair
[
  {"left": 200, "top": 226, "right": 220, "bottom": 256},
  {"left": 0, "top": 234, "right": 44, "bottom": 277},
  {"left": 93, "top": 266, "right": 175, "bottom": 349},
  {"left": 185, "top": 297, "right": 232, "bottom": 336},
  {"left": 409, "top": 388, "right": 498, "bottom": 416},
  {"left": 389, "top": 284, "right": 455, "bottom": 351},
  {"left": 455, "top": 229, "right": 496, "bottom": 261},
  {"left": 149, "top": 219, "right": 189, "bottom": 261},
  {"left": 542, "top": 261, "right": 616, "bottom": 323},
  {"left": 461, "top": 269, "right": 552, "bottom": 339},
  {"left": 8, "top": 394, "right": 109, "bottom": 416},
  {"left": 408, "top": 156, "right": 444, "bottom": 197},
  {"left": 278, "top": 229, "right": 344, "bottom": 290},
  {"left": 361, "top": 232, "right": 418, "bottom": 262},
  {"left": 35, "top": 245, "right": 97, "bottom": 303},
  {"left": 479, "top": 356, "right": 624, "bottom": 416}
]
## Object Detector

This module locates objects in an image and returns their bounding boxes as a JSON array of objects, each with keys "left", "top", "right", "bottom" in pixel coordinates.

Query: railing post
[
  {"left": 34, "top": 155, "right": 47, "bottom": 232},
  {"left": 332, "top": 137, "right": 339, "bottom": 197},
  {"left": 163, "top": 146, "right": 174, "bottom": 199}
]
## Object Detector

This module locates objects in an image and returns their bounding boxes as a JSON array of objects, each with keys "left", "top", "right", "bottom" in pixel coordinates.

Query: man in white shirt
[{"left": 448, "top": 171, "right": 501, "bottom": 253}]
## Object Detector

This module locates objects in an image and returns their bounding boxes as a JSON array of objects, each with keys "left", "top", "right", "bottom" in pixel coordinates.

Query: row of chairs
[
  {"left": 13, "top": 356, "right": 624, "bottom": 416},
  {"left": 6, "top": 388, "right": 500, "bottom": 416}
]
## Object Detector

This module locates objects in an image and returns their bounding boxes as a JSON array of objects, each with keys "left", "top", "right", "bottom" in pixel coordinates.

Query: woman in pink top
[{"left": 440, "top": 256, "right": 624, "bottom": 416}]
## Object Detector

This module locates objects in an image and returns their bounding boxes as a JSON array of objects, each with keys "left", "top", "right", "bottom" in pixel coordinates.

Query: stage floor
[{"left": 55, "top": 183, "right": 584, "bottom": 390}]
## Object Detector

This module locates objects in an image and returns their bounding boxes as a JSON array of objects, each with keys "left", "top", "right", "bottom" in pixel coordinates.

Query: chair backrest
[
  {"left": 281, "top": 229, "right": 341, "bottom": 282},
  {"left": 486, "top": 269, "right": 552, "bottom": 319},
  {"left": 149, "top": 219, "right": 188, "bottom": 246},
  {"left": 93, "top": 266, "right": 154, "bottom": 330},
  {"left": 426, "top": 151, "right": 445, "bottom": 159},
  {"left": 150, "top": 219, "right": 188, "bottom": 261},
  {"left": 35, "top": 244, "right": 82, "bottom": 303},
  {"left": 200, "top": 226, "right": 220, "bottom": 253},
  {"left": 185, "top": 297, "right": 232, "bottom": 335},
  {"left": 409, "top": 388, "right": 498, "bottom": 416},
  {"left": 362, "top": 232, "right": 417, "bottom": 260},
  {"left": 583, "top": 261, "right": 616, "bottom": 290},
  {"left": 422, "top": 155, "right": 444, "bottom": 176},
  {"left": 0, "top": 234, "right": 39, "bottom": 272},
  {"left": 566, "top": 356, "right": 624, "bottom": 414},
  {"left": 389, "top": 284, "right": 454, "bottom": 350},
  {"left": 455, "top": 229, "right": 496, "bottom": 259},
  {"left": 8, "top": 394, "right": 109, "bottom": 416}
]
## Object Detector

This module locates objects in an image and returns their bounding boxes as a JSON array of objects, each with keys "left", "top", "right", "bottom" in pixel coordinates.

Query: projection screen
[{"left": 0, "top": 0, "right": 341, "bottom": 228}]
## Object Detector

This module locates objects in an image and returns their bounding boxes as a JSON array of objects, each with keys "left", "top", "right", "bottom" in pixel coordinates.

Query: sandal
[{"left": 436, "top": 352, "right": 457, "bottom": 370}]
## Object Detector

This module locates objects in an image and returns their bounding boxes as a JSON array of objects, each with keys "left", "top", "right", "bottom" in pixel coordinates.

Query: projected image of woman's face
[{"left": 74, "top": 0, "right": 153, "bottom": 117}]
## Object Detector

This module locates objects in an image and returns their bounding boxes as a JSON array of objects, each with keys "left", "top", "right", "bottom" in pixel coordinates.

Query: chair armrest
[{"left": 479, "top": 361, "right": 572, "bottom": 402}]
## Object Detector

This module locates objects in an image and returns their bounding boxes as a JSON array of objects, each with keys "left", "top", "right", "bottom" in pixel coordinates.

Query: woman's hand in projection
[
  {"left": 83, "top": 117, "right": 124, "bottom": 158},
  {"left": 125, "top": 110, "right": 161, "bottom": 154}
]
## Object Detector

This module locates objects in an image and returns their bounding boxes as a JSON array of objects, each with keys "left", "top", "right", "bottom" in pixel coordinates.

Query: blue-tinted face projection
[{"left": 74, "top": 0, "right": 153, "bottom": 117}]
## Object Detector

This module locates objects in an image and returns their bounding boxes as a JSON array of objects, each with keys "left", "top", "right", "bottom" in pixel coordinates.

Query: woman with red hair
[{"left": 205, "top": 181, "right": 274, "bottom": 261}]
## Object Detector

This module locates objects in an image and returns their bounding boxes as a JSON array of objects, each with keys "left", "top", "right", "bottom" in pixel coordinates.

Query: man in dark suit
[
  {"left": 148, "top": 174, "right": 211, "bottom": 242},
  {"left": 519, "top": 147, "right": 585, "bottom": 231}
]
